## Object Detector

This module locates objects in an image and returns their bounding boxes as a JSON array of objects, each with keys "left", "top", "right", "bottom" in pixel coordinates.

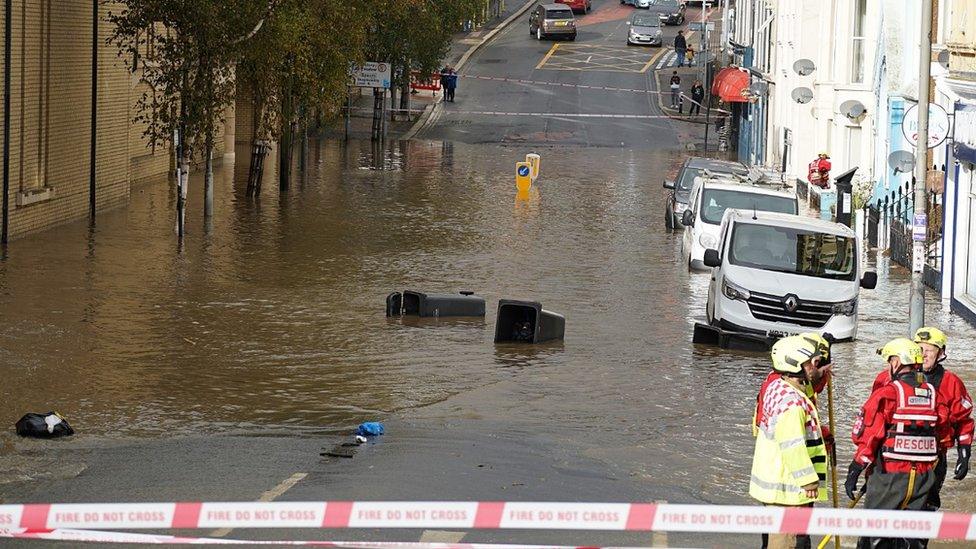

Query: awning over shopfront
[{"left": 712, "top": 67, "right": 751, "bottom": 103}]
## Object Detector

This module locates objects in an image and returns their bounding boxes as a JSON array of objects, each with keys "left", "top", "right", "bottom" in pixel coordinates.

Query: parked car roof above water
[
  {"left": 684, "top": 157, "right": 748, "bottom": 174},
  {"left": 726, "top": 209, "right": 856, "bottom": 237}
]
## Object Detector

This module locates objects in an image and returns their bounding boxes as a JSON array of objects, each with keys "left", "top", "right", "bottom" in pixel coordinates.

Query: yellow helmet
[
  {"left": 799, "top": 332, "right": 831, "bottom": 364},
  {"left": 877, "top": 338, "right": 923, "bottom": 366},
  {"left": 914, "top": 327, "right": 948, "bottom": 350},
  {"left": 771, "top": 335, "right": 820, "bottom": 374}
]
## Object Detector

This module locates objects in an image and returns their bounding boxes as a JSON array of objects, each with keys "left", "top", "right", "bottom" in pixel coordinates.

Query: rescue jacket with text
[
  {"left": 871, "top": 365, "right": 974, "bottom": 449},
  {"left": 853, "top": 373, "right": 947, "bottom": 473},
  {"left": 750, "top": 377, "right": 828, "bottom": 505}
]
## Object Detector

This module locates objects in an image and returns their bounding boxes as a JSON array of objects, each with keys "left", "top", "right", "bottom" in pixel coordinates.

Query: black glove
[
  {"left": 845, "top": 462, "right": 865, "bottom": 500},
  {"left": 954, "top": 444, "right": 971, "bottom": 481}
]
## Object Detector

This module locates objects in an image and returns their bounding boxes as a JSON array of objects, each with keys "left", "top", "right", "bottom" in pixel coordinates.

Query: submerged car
[
  {"left": 626, "top": 12, "right": 662, "bottom": 46},
  {"left": 704, "top": 210, "right": 877, "bottom": 341},
  {"left": 680, "top": 179, "right": 797, "bottom": 270},
  {"left": 651, "top": 0, "right": 686, "bottom": 24},
  {"left": 663, "top": 157, "right": 749, "bottom": 230},
  {"left": 529, "top": 3, "right": 578, "bottom": 40},
  {"left": 622, "top": 0, "right": 653, "bottom": 8}
]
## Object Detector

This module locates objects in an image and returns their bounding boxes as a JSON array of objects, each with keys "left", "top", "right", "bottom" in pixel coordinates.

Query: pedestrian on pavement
[
  {"left": 685, "top": 45, "right": 695, "bottom": 67},
  {"left": 439, "top": 67, "right": 450, "bottom": 98},
  {"left": 690, "top": 80, "right": 705, "bottom": 115},
  {"left": 669, "top": 71, "right": 681, "bottom": 109},
  {"left": 869, "top": 327, "right": 973, "bottom": 511},
  {"left": 750, "top": 335, "right": 828, "bottom": 549},
  {"left": 674, "top": 30, "right": 687, "bottom": 67},
  {"left": 848, "top": 338, "right": 947, "bottom": 549},
  {"left": 445, "top": 69, "right": 458, "bottom": 102}
]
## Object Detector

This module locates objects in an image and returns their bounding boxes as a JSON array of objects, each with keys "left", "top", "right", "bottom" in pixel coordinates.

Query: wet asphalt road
[
  {"left": 418, "top": 0, "right": 688, "bottom": 148},
  {"left": 2, "top": 2, "right": 976, "bottom": 548}
]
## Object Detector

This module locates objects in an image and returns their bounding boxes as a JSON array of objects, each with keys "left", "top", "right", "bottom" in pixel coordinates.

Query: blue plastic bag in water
[{"left": 356, "top": 422, "right": 384, "bottom": 437}]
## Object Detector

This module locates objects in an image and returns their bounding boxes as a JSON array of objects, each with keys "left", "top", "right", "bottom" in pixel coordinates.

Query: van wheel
[{"left": 537, "top": 27, "right": 543, "bottom": 40}]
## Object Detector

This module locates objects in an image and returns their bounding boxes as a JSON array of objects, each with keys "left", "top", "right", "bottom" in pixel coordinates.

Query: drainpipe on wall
[
  {"left": 89, "top": 0, "right": 97, "bottom": 221},
  {"left": 2, "top": 0, "right": 11, "bottom": 245}
]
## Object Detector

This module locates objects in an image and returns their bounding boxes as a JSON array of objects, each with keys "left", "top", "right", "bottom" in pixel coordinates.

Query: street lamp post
[{"left": 909, "top": 0, "right": 932, "bottom": 334}]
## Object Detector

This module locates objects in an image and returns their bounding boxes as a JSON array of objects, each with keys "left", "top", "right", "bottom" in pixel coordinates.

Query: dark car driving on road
[
  {"left": 529, "top": 4, "right": 578, "bottom": 41},
  {"left": 662, "top": 157, "right": 749, "bottom": 231},
  {"left": 651, "top": 0, "right": 686, "bottom": 25}
]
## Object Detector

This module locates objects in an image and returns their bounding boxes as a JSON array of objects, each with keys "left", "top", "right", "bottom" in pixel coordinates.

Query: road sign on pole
[
  {"left": 350, "top": 62, "right": 392, "bottom": 89},
  {"left": 688, "top": 22, "right": 715, "bottom": 32}
]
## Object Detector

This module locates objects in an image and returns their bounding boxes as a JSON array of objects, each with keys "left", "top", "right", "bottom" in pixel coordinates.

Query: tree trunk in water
[
  {"left": 279, "top": 123, "right": 292, "bottom": 191},
  {"left": 204, "top": 134, "right": 214, "bottom": 218}
]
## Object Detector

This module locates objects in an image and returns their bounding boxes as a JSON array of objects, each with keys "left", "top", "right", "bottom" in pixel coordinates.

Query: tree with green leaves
[{"left": 108, "top": 0, "right": 276, "bottom": 233}]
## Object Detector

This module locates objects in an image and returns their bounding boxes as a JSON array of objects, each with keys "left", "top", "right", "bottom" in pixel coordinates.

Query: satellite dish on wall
[
  {"left": 840, "top": 99, "right": 867, "bottom": 120},
  {"left": 887, "top": 150, "right": 915, "bottom": 174},
  {"left": 937, "top": 50, "right": 950, "bottom": 69},
  {"left": 748, "top": 81, "right": 769, "bottom": 97},
  {"left": 793, "top": 59, "right": 816, "bottom": 76},
  {"left": 791, "top": 87, "right": 814, "bottom": 104}
]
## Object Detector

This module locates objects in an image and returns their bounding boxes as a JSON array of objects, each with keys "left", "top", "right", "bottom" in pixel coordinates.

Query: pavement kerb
[{"left": 403, "top": 0, "right": 536, "bottom": 141}]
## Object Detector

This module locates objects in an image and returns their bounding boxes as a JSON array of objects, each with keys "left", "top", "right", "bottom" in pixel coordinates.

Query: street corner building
[
  {"left": 940, "top": 5, "right": 976, "bottom": 326},
  {"left": 0, "top": 0, "right": 233, "bottom": 243}
]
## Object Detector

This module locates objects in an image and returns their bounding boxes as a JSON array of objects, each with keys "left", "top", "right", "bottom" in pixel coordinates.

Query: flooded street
[{"left": 2, "top": 139, "right": 976, "bottom": 539}]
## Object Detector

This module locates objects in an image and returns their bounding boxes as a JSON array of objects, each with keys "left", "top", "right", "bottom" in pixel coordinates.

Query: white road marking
[
  {"left": 419, "top": 530, "right": 467, "bottom": 543},
  {"left": 210, "top": 472, "right": 308, "bottom": 538},
  {"left": 586, "top": 55, "right": 593, "bottom": 63},
  {"left": 461, "top": 73, "right": 667, "bottom": 95},
  {"left": 446, "top": 111, "right": 672, "bottom": 119}
]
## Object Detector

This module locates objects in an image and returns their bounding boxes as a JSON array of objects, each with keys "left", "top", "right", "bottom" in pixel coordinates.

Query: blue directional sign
[{"left": 518, "top": 165, "right": 531, "bottom": 177}]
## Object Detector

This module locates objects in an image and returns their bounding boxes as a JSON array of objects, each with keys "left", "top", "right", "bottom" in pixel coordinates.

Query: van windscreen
[
  {"left": 699, "top": 189, "right": 796, "bottom": 225},
  {"left": 728, "top": 224, "right": 856, "bottom": 281}
]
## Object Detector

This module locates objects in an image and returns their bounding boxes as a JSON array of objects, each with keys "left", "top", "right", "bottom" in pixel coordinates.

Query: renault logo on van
[{"left": 783, "top": 295, "right": 799, "bottom": 313}]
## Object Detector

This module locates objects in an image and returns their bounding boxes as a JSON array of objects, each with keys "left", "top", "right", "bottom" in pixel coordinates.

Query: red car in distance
[{"left": 556, "top": 0, "right": 592, "bottom": 14}]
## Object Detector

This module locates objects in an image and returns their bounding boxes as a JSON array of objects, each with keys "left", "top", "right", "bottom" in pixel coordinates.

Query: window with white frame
[{"left": 851, "top": 0, "right": 867, "bottom": 83}]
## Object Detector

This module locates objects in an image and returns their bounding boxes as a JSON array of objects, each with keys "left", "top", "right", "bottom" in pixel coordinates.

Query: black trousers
[
  {"left": 856, "top": 467, "right": 935, "bottom": 549},
  {"left": 446, "top": 88, "right": 456, "bottom": 101},
  {"left": 925, "top": 452, "right": 948, "bottom": 510},
  {"left": 690, "top": 101, "right": 702, "bottom": 115}
]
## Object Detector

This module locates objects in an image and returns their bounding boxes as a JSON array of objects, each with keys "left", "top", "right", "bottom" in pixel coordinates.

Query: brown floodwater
[{"left": 1, "top": 138, "right": 975, "bottom": 513}]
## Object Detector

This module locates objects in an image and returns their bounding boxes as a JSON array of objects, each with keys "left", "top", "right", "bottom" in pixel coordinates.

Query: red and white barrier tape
[
  {"left": 1, "top": 528, "right": 652, "bottom": 548},
  {"left": 1, "top": 502, "right": 974, "bottom": 540}
]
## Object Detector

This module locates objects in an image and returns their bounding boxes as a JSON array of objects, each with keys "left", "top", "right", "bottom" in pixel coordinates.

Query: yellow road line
[
  {"left": 535, "top": 43, "right": 561, "bottom": 69},
  {"left": 641, "top": 48, "right": 668, "bottom": 73}
]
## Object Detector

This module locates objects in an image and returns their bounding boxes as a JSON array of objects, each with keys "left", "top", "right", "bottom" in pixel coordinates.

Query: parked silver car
[
  {"left": 622, "top": 0, "right": 653, "bottom": 7},
  {"left": 626, "top": 12, "right": 662, "bottom": 46}
]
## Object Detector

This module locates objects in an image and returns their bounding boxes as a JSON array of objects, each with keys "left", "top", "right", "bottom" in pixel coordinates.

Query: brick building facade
[{"left": 1, "top": 1, "right": 233, "bottom": 242}]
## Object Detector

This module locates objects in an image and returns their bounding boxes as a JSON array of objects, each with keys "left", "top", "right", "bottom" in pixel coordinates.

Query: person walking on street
[
  {"left": 847, "top": 338, "right": 947, "bottom": 549},
  {"left": 750, "top": 335, "right": 828, "bottom": 549},
  {"left": 674, "top": 30, "right": 687, "bottom": 67},
  {"left": 445, "top": 69, "right": 458, "bottom": 102},
  {"left": 869, "top": 327, "right": 973, "bottom": 511},
  {"left": 690, "top": 80, "right": 705, "bottom": 115},
  {"left": 439, "top": 67, "right": 450, "bottom": 99},
  {"left": 669, "top": 72, "right": 681, "bottom": 109}
]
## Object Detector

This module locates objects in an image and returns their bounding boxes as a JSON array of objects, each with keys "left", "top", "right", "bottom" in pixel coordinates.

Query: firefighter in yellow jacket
[{"left": 751, "top": 335, "right": 829, "bottom": 549}]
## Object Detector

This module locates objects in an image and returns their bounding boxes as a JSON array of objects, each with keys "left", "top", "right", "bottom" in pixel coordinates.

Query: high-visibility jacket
[
  {"left": 853, "top": 372, "right": 949, "bottom": 473},
  {"left": 750, "top": 377, "right": 828, "bottom": 505},
  {"left": 871, "top": 364, "right": 973, "bottom": 449},
  {"left": 754, "top": 371, "right": 830, "bottom": 436}
]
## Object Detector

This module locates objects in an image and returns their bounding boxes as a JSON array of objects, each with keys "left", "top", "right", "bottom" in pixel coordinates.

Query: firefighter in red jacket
[
  {"left": 869, "top": 327, "right": 973, "bottom": 510},
  {"left": 848, "top": 338, "right": 949, "bottom": 549}
]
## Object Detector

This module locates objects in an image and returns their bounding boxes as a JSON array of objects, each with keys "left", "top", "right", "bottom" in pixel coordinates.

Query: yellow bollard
[
  {"left": 515, "top": 161, "right": 532, "bottom": 193},
  {"left": 525, "top": 153, "right": 541, "bottom": 181}
]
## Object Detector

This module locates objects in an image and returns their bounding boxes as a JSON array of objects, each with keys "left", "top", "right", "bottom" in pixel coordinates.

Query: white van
[
  {"left": 703, "top": 210, "right": 877, "bottom": 341},
  {"left": 681, "top": 179, "right": 797, "bottom": 270}
]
